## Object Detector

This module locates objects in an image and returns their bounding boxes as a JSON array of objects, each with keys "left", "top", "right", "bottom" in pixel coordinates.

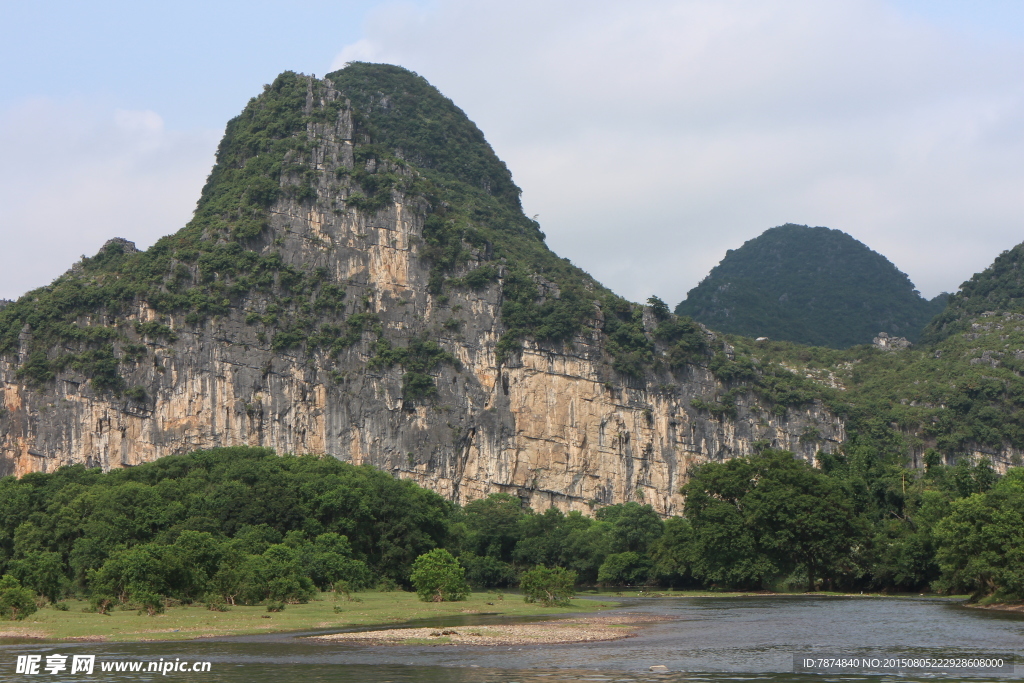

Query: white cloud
[
  {"left": 331, "top": 0, "right": 1024, "bottom": 302},
  {"left": 332, "top": 38, "right": 382, "bottom": 66},
  {"left": 0, "top": 98, "right": 219, "bottom": 300}
]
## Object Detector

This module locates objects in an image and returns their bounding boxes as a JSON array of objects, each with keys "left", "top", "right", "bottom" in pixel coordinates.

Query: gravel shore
[
  {"left": 965, "top": 601, "right": 1024, "bottom": 613},
  {"left": 312, "top": 614, "right": 672, "bottom": 646}
]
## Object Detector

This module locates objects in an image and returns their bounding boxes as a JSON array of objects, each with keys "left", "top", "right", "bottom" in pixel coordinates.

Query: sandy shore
[{"left": 312, "top": 613, "right": 672, "bottom": 646}]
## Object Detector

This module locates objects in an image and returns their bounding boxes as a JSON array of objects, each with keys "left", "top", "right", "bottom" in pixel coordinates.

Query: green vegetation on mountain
[
  {"left": 718, "top": 310, "right": 1024, "bottom": 456},
  {"left": 676, "top": 224, "right": 948, "bottom": 348},
  {"left": 921, "top": 242, "right": 1024, "bottom": 343}
]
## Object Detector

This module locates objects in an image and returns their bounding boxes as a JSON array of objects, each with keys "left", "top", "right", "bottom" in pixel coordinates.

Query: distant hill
[
  {"left": 921, "top": 241, "right": 1024, "bottom": 344},
  {"left": 675, "top": 224, "right": 948, "bottom": 348}
]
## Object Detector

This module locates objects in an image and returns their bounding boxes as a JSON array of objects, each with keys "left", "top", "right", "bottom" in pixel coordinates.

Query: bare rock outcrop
[{"left": 872, "top": 332, "right": 912, "bottom": 350}]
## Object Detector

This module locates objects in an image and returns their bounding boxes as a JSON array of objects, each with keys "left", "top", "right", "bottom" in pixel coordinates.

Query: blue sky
[
  {"left": 0, "top": 1, "right": 388, "bottom": 128},
  {"left": 2, "top": 0, "right": 1023, "bottom": 304}
]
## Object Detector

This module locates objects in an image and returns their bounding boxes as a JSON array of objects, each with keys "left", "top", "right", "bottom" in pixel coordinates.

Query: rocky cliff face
[{"left": 0, "top": 67, "right": 851, "bottom": 515}]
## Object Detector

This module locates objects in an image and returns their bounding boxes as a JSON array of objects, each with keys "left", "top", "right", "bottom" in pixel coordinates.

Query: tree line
[{"left": 0, "top": 446, "right": 1019, "bottom": 618}]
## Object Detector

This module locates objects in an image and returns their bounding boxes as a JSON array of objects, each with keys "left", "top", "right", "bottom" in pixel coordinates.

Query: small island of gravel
[{"left": 312, "top": 614, "right": 672, "bottom": 646}]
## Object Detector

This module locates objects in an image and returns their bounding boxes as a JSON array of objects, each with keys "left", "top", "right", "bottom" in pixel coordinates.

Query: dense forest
[
  {"left": 0, "top": 446, "right": 1019, "bottom": 617},
  {"left": 676, "top": 224, "right": 948, "bottom": 348}
]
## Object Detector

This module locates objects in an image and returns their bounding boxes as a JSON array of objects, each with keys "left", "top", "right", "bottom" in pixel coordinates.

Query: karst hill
[
  {"left": 1, "top": 64, "right": 1022, "bottom": 514},
  {"left": 676, "top": 224, "right": 949, "bottom": 349}
]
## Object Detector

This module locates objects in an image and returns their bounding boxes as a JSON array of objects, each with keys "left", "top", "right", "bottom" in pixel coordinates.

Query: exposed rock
[
  {"left": 0, "top": 300, "right": 12, "bottom": 311},
  {"left": 872, "top": 332, "right": 912, "bottom": 350},
  {"left": 101, "top": 238, "right": 138, "bottom": 254}
]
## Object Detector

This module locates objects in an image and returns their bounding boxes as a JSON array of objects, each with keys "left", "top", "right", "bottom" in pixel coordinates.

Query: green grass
[{"left": 6, "top": 591, "right": 613, "bottom": 642}]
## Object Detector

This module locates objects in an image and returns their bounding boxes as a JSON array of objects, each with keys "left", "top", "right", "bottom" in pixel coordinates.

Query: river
[{"left": 3, "top": 596, "right": 1022, "bottom": 681}]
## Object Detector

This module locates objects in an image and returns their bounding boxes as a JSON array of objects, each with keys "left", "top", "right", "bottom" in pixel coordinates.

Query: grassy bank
[{"left": 0, "top": 591, "right": 614, "bottom": 643}]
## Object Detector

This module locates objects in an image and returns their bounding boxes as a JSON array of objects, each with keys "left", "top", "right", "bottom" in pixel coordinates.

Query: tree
[
  {"left": 90, "top": 544, "right": 177, "bottom": 606},
  {"left": 0, "top": 575, "right": 38, "bottom": 620},
  {"left": 301, "top": 533, "right": 374, "bottom": 590},
  {"left": 9, "top": 551, "right": 65, "bottom": 603},
  {"left": 684, "top": 450, "right": 864, "bottom": 590},
  {"left": 647, "top": 296, "right": 671, "bottom": 320},
  {"left": 597, "top": 552, "right": 652, "bottom": 586},
  {"left": 596, "top": 502, "right": 664, "bottom": 555},
  {"left": 520, "top": 566, "right": 576, "bottom": 606},
  {"left": 463, "top": 493, "right": 526, "bottom": 563},
  {"left": 171, "top": 531, "right": 223, "bottom": 601},
  {"left": 459, "top": 552, "right": 514, "bottom": 588},
  {"left": 513, "top": 508, "right": 607, "bottom": 583},
  {"left": 933, "top": 470, "right": 1024, "bottom": 600},
  {"left": 746, "top": 451, "right": 864, "bottom": 590},
  {"left": 683, "top": 456, "right": 779, "bottom": 588},
  {"left": 649, "top": 517, "right": 695, "bottom": 587},
  {"left": 410, "top": 549, "right": 470, "bottom": 602}
]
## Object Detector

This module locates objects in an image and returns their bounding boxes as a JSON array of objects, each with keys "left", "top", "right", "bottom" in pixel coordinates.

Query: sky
[{"left": 2, "top": 0, "right": 1023, "bottom": 305}]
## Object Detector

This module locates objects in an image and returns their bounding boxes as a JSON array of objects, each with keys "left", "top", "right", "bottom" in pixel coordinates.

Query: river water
[{"left": 3, "top": 596, "right": 1023, "bottom": 681}]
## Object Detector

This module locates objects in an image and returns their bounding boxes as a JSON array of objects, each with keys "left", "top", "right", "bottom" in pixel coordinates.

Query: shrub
[
  {"left": 204, "top": 596, "right": 229, "bottom": 612},
  {"left": 132, "top": 590, "right": 165, "bottom": 616},
  {"left": 0, "top": 575, "right": 38, "bottom": 621},
  {"left": 410, "top": 549, "right": 470, "bottom": 602},
  {"left": 376, "top": 577, "right": 399, "bottom": 592},
  {"left": 519, "top": 566, "right": 576, "bottom": 607},
  {"left": 125, "top": 386, "right": 148, "bottom": 402}
]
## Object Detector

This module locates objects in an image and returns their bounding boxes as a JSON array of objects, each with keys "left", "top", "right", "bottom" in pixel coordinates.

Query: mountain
[
  {"left": 0, "top": 65, "right": 1020, "bottom": 514},
  {"left": 675, "top": 224, "right": 948, "bottom": 348},
  {"left": 0, "top": 65, "right": 842, "bottom": 515}
]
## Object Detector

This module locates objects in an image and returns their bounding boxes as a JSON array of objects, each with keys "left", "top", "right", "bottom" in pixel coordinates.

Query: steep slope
[
  {"left": 0, "top": 65, "right": 843, "bottom": 514},
  {"left": 921, "top": 242, "right": 1024, "bottom": 344},
  {"left": 676, "top": 224, "right": 948, "bottom": 348}
]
